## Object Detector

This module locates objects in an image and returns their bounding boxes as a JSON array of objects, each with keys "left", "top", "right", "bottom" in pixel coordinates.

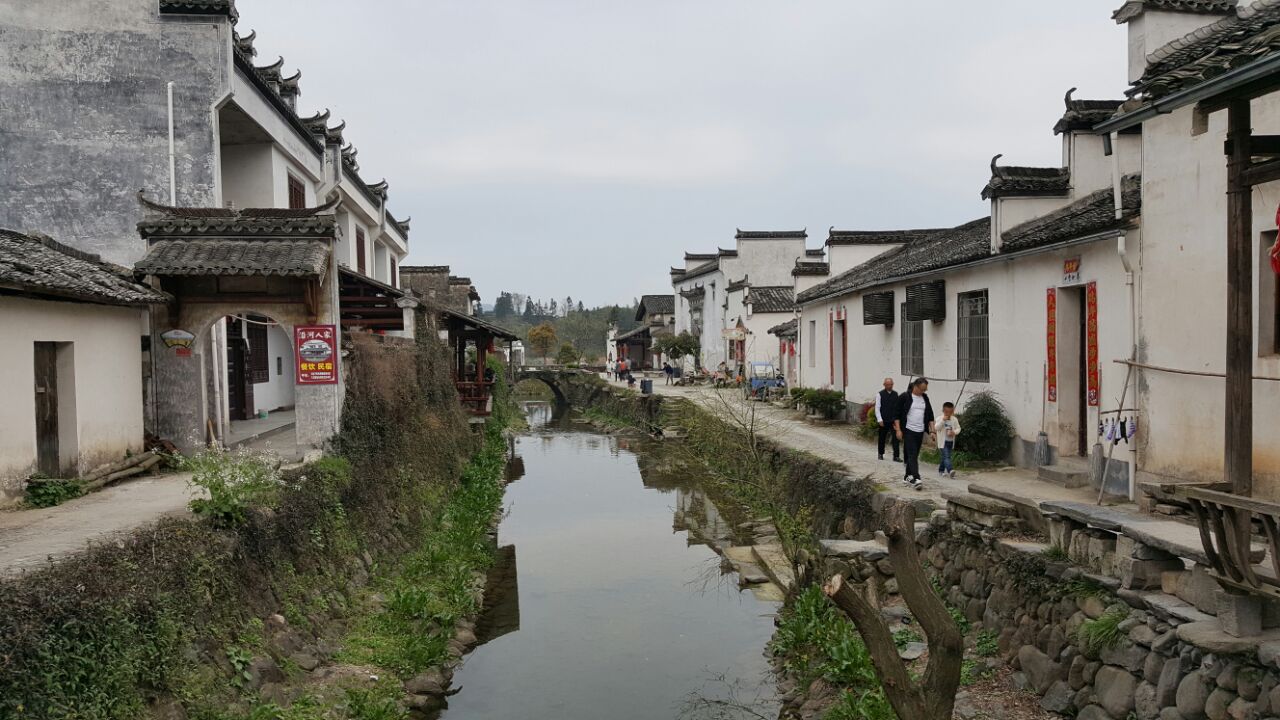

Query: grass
[
  {"left": 771, "top": 586, "right": 895, "bottom": 720},
  {"left": 974, "top": 630, "right": 999, "bottom": 658},
  {"left": 1041, "top": 544, "right": 1069, "bottom": 562},
  {"left": 340, "top": 425, "right": 508, "bottom": 678},
  {"left": 1078, "top": 607, "right": 1128, "bottom": 653},
  {"left": 1063, "top": 577, "right": 1108, "bottom": 600}
]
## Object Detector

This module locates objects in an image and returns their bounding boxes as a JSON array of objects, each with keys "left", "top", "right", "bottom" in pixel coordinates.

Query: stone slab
[
  {"left": 749, "top": 582, "right": 785, "bottom": 603},
  {"left": 942, "top": 491, "right": 1016, "bottom": 517},
  {"left": 752, "top": 544, "right": 797, "bottom": 591},
  {"left": 1175, "top": 621, "right": 1280, "bottom": 655},
  {"left": 819, "top": 539, "right": 889, "bottom": 561},
  {"left": 723, "top": 545, "right": 758, "bottom": 566},
  {"left": 1143, "top": 592, "right": 1218, "bottom": 625},
  {"left": 1040, "top": 500, "right": 1262, "bottom": 567}
]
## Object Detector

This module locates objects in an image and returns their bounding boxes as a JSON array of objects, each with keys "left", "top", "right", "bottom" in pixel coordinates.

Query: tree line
[{"left": 486, "top": 291, "right": 642, "bottom": 363}]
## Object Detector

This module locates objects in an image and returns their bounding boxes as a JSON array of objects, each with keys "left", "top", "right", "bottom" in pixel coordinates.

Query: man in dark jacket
[
  {"left": 894, "top": 378, "right": 936, "bottom": 490},
  {"left": 874, "top": 377, "right": 901, "bottom": 462}
]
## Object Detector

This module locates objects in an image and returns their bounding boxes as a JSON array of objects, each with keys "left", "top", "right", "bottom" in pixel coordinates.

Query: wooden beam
[
  {"left": 340, "top": 318, "right": 404, "bottom": 328},
  {"left": 1243, "top": 157, "right": 1280, "bottom": 187},
  {"left": 1225, "top": 135, "right": 1280, "bottom": 157},
  {"left": 1226, "top": 99, "right": 1254, "bottom": 499}
]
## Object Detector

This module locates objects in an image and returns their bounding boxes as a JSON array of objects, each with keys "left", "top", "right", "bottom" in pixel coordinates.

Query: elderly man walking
[
  {"left": 874, "top": 377, "right": 901, "bottom": 462},
  {"left": 894, "top": 377, "right": 936, "bottom": 491}
]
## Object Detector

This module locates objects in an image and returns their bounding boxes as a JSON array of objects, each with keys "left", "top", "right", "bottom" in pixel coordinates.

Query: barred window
[
  {"left": 958, "top": 289, "right": 990, "bottom": 382},
  {"left": 900, "top": 303, "right": 923, "bottom": 376}
]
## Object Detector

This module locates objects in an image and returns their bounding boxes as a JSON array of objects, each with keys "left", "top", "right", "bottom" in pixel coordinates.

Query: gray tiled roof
[
  {"left": 981, "top": 160, "right": 1071, "bottom": 200},
  {"left": 747, "top": 286, "right": 796, "bottom": 314},
  {"left": 159, "top": 0, "right": 237, "bottom": 18},
  {"left": 682, "top": 259, "right": 722, "bottom": 281},
  {"left": 735, "top": 230, "right": 807, "bottom": 239},
  {"left": 726, "top": 277, "right": 750, "bottom": 293},
  {"left": 1113, "top": 0, "right": 1236, "bottom": 22},
  {"left": 797, "top": 219, "right": 991, "bottom": 304},
  {"left": 827, "top": 228, "right": 948, "bottom": 246},
  {"left": 1001, "top": 175, "right": 1141, "bottom": 252},
  {"left": 0, "top": 229, "right": 168, "bottom": 306},
  {"left": 615, "top": 324, "right": 651, "bottom": 342},
  {"left": 637, "top": 294, "right": 674, "bottom": 318},
  {"left": 684, "top": 252, "right": 717, "bottom": 261},
  {"left": 137, "top": 196, "right": 338, "bottom": 239},
  {"left": 136, "top": 239, "right": 330, "bottom": 277},
  {"left": 1054, "top": 90, "right": 1125, "bottom": 134},
  {"left": 768, "top": 318, "right": 798, "bottom": 338},
  {"left": 792, "top": 261, "right": 830, "bottom": 276},
  {"left": 1129, "top": 1, "right": 1280, "bottom": 102}
]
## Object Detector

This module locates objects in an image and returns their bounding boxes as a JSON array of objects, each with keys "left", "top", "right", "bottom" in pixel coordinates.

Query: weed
[
  {"left": 24, "top": 476, "right": 84, "bottom": 507},
  {"left": 180, "top": 445, "right": 281, "bottom": 527},
  {"left": 1063, "top": 577, "right": 1108, "bottom": 600},
  {"left": 893, "top": 627, "right": 923, "bottom": 650},
  {"left": 1041, "top": 544, "right": 1069, "bottom": 562},
  {"left": 974, "top": 630, "right": 999, "bottom": 657},
  {"left": 1078, "top": 607, "right": 1129, "bottom": 653},
  {"left": 225, "top": 646, "right": 253, "bottom": 688}
]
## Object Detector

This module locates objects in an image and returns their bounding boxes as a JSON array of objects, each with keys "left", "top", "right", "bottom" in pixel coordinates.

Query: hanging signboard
[
  {"left": 1062, "top": 257, "right": 1082, "bottom": 286},
  {"left": 1046, "top": 288, "right": 1058, "bottom": 402},
  {"left": 295, "top": 325, "right": 339, "bottom": 385},
  {"left": 1086, "top": 282, "right": 1101, "bottom": 407}
]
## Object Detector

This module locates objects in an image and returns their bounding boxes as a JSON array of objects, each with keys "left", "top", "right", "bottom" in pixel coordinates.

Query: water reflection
[{"left": 441, "top": 404, "right": 779, "bottom": 720}]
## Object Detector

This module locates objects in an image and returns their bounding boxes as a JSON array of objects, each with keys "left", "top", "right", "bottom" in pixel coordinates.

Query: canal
[{"left": 439, "top": 403, "right": 781, "bottom": 719}]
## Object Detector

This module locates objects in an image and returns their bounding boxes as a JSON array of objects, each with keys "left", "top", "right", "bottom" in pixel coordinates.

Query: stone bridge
[
  {"left": 513, "top": 367, "right": 586, "bottom": 406},
  {"left": 513, "top": 367, "right": 665, "bottom": 429}
]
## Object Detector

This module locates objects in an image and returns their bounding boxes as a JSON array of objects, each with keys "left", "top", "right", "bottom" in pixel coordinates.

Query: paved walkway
[
  {"left": 619, "top": 376, "right": 1102, "bottom": 509},
  {"left": 0, "top": 472, "right": 200, "bottom": 577}
]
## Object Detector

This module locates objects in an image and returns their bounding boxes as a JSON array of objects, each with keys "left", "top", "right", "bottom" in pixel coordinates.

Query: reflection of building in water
[
  {"left": 674, "top": 487, "right": 733, "bottom": 548},
  {"left": 474, "top": 545, "right": 520, "bottom": 645}
]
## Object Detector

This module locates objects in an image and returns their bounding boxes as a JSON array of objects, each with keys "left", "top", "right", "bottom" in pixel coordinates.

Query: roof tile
[{"left": 0, "top": 229, "right": 168, "bottom": 305}]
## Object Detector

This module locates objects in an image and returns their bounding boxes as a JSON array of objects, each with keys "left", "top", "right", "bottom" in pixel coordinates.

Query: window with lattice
[
  {"left": 958, "top": 290, "right": 990, "bottom": 382},
  {"left": 900, "top": 302, "right": 923, "bottom": 376}
]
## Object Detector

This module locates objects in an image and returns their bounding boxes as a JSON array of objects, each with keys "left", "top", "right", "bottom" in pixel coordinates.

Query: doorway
[
  {"left": 1075, "top": 288, "right": 1088, "bottom": 456},
  {"left": 1054, "top": 287, "right": 1089, "bottom": 457},
  {"left": 34, "top": 342, "right": 59, "bottom": 476},
  {"left": 225, "top": 317, "right": 254, "bottom": 421}
]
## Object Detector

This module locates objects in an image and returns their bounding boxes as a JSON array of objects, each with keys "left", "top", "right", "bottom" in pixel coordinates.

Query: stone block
[
  {"left": 1094, "top": 665, "right": 1138, "bottom": 718},
  {"left": 1217, "top": 592, "right": 1263, "bottom": 639},
  {"left": 1102, "top": 641, "right": 1151, "bottom": 673},
  {"left": 1122, "top": 556, "right": 1189, "bottom": 590},
  {"left": 1164, "top": 570, "right": 1186, "bottom": 596},
  {"left": 1157, "top": 658, "right": 1184, "bottom": 706},
  {"left": 1177, "top": 670, "right": 1210, "bottom": 719},
  {"left": 1019, "top": 644, "right": 1065, "bottom": 694},
  {"left": 1204, "top": 687, "right": 1236, "bottom": 719},
  {"left": 1136, "top": 680, "right": 1161, "bottom": 720},
  {"left": 1177, "top": 564, "right": 1222, "bottom": 615},
  {"left": 1040, "top": 680, "right": 1075, "bottom": 714}
]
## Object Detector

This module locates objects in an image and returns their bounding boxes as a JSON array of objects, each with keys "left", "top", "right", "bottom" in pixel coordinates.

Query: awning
[
  {"left": 440, "top": 307, "right": 519, "bottom": 341},
  {"left": 339, "top": 267, "right": 406, "bottom": 332},
  {"left": 136, "top": 239, "right": 329, "bottom": 277}
]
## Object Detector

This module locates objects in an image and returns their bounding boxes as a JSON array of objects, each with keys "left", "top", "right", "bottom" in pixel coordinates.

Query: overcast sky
[{"left": 243, "top": 0, "right": 1128, "bottom": 306}]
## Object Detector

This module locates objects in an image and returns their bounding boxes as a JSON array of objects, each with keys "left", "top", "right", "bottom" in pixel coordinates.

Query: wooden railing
[
  {"left": 1167, "top": 483, "right": 1280, "bottom": 599},
  {"left": 455, "top": 381, "right": 494, "bottom": 417}
]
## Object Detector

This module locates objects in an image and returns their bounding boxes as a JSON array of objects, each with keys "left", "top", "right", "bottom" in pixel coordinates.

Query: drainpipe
[
  {"left": 1111, "top": 131, "right": 1138, "bottom": 501},
  {"left": 167, "top": 82, "right": 177, "bottom": 205}
]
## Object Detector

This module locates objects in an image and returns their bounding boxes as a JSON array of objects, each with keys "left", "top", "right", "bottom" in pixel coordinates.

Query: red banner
[
  {"left": 295, "top": 324, "right": 338, "bottom": 385},
  {"left": 1086, "top": 282, "right": 1100, "bottom": 407},
  {"left": 1046, "top": 288, "right": 1057, "bottom": 402}
]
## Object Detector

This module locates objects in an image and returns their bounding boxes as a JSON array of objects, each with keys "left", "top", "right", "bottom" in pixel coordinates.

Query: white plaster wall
[
  {"left": 221, "top": 144, "right": 274, "bottom": 209},
  {"left": 251, "top": 323, "right": 295, "bottom": 414},
  {"left": 374, "top": 242, "right": 390, "bottom": 284},
  {"left": 270, "top": 146, "right": 317, "bottom": 207},
  {"left": 1069, "top": 133, "right": 1130, "bottom": 199},
  {"left": 0, "top": 297, "right": 147, "bottom": 502},
  {"left": 795, "top": 273, "right": 831, "bottom": 295},
  {"left": 996, "top": 196, "right": 1073, "bottom": 238},
  {"left": 736, "top": 238, "right": 807, "bottom": 285},
  {"left": 228, "top": 72, "right": 323, "bottom": 179},
  {"left": 829, "top": 244, "right": 901, "bottom": 276},
  {"left": 1136, "top": 99, "right": 1280, "bottom": 497}
]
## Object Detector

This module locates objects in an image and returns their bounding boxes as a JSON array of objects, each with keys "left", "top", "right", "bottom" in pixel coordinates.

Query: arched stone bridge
[
  {"left": 512, "top": 367, "right": 665, "bottom": 430},
  {"left": 513, "top": 367, "right": 581, "bottom": 406}
]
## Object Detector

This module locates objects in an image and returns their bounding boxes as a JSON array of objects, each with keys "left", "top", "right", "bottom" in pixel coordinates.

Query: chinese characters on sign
[
  {"left": 1086, "top": 282, "right": 1100, "bottom": 407},
  {"left": 1063, "top": 257, "right": 1082, "bottom": 286},
  {"left": 295, "top": 325, "right": 338, "bottom": 385},
  {"left": 1046, "top": 288, "right": 1058, "bottom": 402}
]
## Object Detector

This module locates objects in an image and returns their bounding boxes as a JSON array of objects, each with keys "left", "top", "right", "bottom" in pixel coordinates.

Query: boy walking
[{"left": 936, "top": 402, "right": 961, "bottom": 478}]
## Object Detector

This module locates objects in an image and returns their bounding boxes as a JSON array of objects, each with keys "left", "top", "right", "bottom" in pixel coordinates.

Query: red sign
[
  {"left": 295, "top": 325, "right": 338, "bottom": 385},
  {"left": 1086, "top": 282, "right": 1100, "bottom": 407},
  {"left": 1046, "top": 288, "right": 1057, "bottom": 402}
]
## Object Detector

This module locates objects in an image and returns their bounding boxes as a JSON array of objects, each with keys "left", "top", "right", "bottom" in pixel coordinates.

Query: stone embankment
[{"left": 563, "top": 373, "right": 1280, "bottom": 720}]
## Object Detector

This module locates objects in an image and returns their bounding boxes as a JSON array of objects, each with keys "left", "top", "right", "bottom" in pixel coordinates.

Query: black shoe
[
  {"left": 894, "top": 457, "right": 902, "bottom": 463},
  {"left": 878, "top": 454, "right": 885, "bottom": 460}
]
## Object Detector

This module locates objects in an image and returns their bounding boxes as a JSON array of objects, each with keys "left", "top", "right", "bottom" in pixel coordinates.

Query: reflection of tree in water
[
  {"left": 633, "top": 440, "right": 697, "bottom": 492},
  {"left": 473, "top": 545, "right": 520, "bottom": 645}
]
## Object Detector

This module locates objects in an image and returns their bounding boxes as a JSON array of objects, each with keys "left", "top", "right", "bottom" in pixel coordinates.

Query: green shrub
[
  {"left": 180, "top": 446, "right": 281, "bottom": 528},
  {"left": 1041, "top": 544, "right": 1069, "bottom": 562},
  {"left": 954, "top": 391, "right": 1014, "bottom": 461},
  {"left": 25, "top": 476, "right": 84, "bottom": 507},
  {"left": 975, "top": 630, "right": 999, "bottom": 657},
  {"left": 801, "top": 389, "right": 846, "bottom": 419}
]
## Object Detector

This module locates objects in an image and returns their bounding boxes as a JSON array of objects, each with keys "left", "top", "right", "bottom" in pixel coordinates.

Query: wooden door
[
  {"left": 226, "top": 319, "right": 254, "bottom": 421},
  {"left": 1076, "top": 288, "right": 1088, "bottom": 456},
  {"left": 33, "top": 342, "right": 59, "bottom": 476}
]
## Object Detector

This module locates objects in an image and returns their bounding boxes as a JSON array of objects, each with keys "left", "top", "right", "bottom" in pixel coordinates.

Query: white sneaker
[
  {"left": 912, "top": 477, "right": 923, "bottom": 491},
  {"left": 949, "top": 470, "right": 956, "bottom": 479},
  {"left": 904, "top": 475, "right": 915, "bottom": 485}
]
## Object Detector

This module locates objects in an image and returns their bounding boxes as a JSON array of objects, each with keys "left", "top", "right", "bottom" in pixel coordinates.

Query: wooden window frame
[
  {"left": 287, "top": 174, "right": 306, "bottom": 210},
  {"left": 356, "top": 228, "right": 367, "bottom": 274},
  {"left": 958, "top": 289, "right": 990, "bottom": 382},
  {"left": 900, "top": 302, "right": 924, "bottom": 376}
]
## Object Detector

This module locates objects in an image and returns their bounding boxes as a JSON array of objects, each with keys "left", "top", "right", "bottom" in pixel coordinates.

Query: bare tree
[{"left": 822, "top": 501, "right": 962, "bottom": 720}]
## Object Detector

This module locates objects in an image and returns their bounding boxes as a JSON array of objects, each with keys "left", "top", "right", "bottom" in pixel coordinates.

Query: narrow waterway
[{"left": 439, "top": 403, "right": 780, "bottom": 720}]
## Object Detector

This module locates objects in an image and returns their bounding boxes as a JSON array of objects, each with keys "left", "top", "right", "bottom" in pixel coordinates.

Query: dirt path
[{"left": 0, "top": 473, "right": 199, "bottom": 577}]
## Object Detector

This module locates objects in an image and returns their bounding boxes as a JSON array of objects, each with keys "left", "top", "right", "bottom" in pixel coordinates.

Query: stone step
[
  {"left": 751, "top": 544, "right": 797, "bottom": 591},
  {"left": 942, "top": 491, "right": 1016, "bottom": 517},
  {"left": 1038, "top": 463, "right": 1091, "bottom": 488},
  {"left": 819, "top": 539, "right": 888, "bottom": 561}
]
